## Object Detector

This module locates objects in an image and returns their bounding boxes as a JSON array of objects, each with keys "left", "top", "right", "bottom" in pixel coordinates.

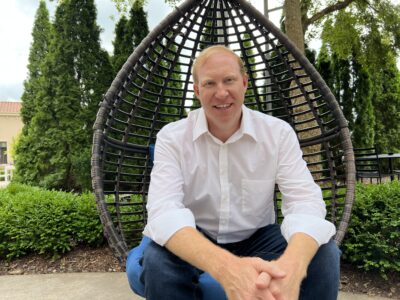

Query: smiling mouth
[{"left": 214, "top": 104, "right": 232, "bottom": 110}]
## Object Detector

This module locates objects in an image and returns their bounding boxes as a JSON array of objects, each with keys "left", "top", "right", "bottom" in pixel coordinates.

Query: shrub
[
  {"left": 0, "top": 183, "right": 104, "bottom": 259},
  {"left": 341, "top": 181, "right": 400, "bottom": 278}
]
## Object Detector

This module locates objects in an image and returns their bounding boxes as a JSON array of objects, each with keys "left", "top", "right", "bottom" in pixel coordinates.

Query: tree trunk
[
  {"left": 284, "top": 0, "right": 322, "bottom": 175},
  {"left": 284, "top": 0, "right": 304, "bottom": 53}
]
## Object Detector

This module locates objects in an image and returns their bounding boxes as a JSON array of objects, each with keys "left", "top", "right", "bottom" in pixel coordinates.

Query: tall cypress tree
[
  {"left": 20, "top": 1, "right": 52, "bottom": 127},
  {"left": 14, "top": 1, "right": 52, "bottom": 185},
  {"left": 15, "top": 1, "right": 86, "bottom": 190},
  {"left": 63, "top": 0, "right": 113, "bottom": 143},
  {"left": 112, "top": 15, "right": 130, "bottom": 75},
  {"left": 111, "top": 2, "right": 151, "bottom": 136},
  {"left": 112, "top": 2, "right": 149, "bottom": 74},
  {"left": 128, "top": 1, "right": 149, "bottom": 49},
  {"left": 317, "top": 47, "right": 374, "bottom": 147},
  {"left": 371, "top": 51, "right": 400, "bottom": 153},
  {"left": 15, "top": 0, "right": 113, "bottom": 191},
  {"left": 316, "top": 43, "right": 334, "bottom": 90},
  {"left": 59, "top": 0, "right": 113, "bottom": 190},
  {"left": 352, "top": 58, "right": 375, "bottom": 148},
  {"left": 21, "top": 0, "right": 51, "bottom": 126},
  {"left": 318, "top": 7, "right": 400, "bottom": 152}
]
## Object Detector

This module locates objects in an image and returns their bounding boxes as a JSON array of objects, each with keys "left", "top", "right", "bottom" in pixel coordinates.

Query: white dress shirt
[{"left": 143, "top": 105, "right": 336, "bottom": 246}]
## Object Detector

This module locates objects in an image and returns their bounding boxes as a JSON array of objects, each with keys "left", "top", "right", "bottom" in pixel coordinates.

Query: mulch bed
[
  {"left": 0, "top": 246, "right": 123, "bottom": 275},
  {"left": 0, "top": 246, "right": 399, "bottom": 299},
  {"left": 340, "top": 263, "right": 399, "bottom": 299}
]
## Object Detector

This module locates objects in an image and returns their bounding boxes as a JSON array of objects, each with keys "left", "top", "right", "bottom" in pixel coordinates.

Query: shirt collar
[
  {"left": 192, "top": 108, "right": 209, "bottom": 141},
  {"left": 192, "top": 105, "right": 258, "bottom": 142},
  {"left": 239, "top": 105, "right": 258, "bottom": 142}
]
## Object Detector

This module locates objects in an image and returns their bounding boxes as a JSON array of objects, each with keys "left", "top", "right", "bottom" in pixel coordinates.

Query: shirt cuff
[
  {"left": 280, "top": 214, "right": 336, "bottom": 246},
  {"left": 143, "top": 208, "right": 196, "bottom": 246}
]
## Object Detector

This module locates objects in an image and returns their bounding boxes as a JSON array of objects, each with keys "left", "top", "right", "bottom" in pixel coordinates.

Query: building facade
[{"left": 0, "top": 102, "right": 23, "bottom": 165}]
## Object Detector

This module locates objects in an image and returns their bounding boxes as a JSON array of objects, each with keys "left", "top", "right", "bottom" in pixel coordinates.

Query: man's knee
[
  {"left": 142, "top": 241, "right": 173, "bottom": 275},
  {"left": 300, "top": 240, "right": 340, "bottom": 299},
  {"left": 142, "top": 241, "right": 197, "bottom": 280},
  {"left": 313, "top": 240, "right": 341, "bottom": 272},
  {"left": 141, "top": 241, "right": 202, "bottom": 299},
  {"left": 306, "top": 239, "right": 341, "bottom": 285}
]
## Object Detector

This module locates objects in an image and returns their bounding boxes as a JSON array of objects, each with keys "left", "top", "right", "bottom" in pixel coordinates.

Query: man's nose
[{"left": 215, "top": 83, "right": 228, "bottom": 98}]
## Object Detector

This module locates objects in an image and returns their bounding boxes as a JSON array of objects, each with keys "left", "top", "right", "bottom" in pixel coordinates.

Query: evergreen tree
[
  {"left": 332, "top": 54, "right": 353, "bottom": 132},
  {"left": 316, "top": 43, "right": 333, "bottom": 90},
  {"left": 316, "top": 45, "right": 374, "bottom": 148},
  {"left": 352, "top": 58, "right": 375, "bottom": 148},
  {"left": 112, "top": 2, "right": 149, "bottom": 74},
  {"left": 20, "top": 1, "right": 51, "bottom": 127},
  {"left": 16, "top": 1, "right": 85, "bottom": 190},
  {"left": 129, "top": 1, "right": 149, "bottom": 48},
  {"left": 63, "top": 0, "right": 113, "bottom": 145},
  {"left": 61, "top": 0, "right": 113, "bottom": 190},
  {"left": 15, "top": 0, "right": 113, "bottom": 191},
  {"left": 14, "top": 1, "right": 52, "bottom": 185},
  {"left": 111, "top": 2, "right": 152, "bottom": 140},
  {"left": 112, "top": 15, "right": 130, "bottom": 75},
  {"left": 319, "top": 10, "right": 400, "bottom": 152},
  {"left": 371, "top": 51, "right": 400, "bottom": 153}
]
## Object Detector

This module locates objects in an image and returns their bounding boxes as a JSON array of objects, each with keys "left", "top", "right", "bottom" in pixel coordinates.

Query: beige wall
[{"left": 0, "top": 113, "right": 23, "bottom": 164}]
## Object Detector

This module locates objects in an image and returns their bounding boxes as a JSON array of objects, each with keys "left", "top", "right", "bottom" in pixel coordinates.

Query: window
[{"left": 0, "top": 142, "right": 7, "bottom": 164}]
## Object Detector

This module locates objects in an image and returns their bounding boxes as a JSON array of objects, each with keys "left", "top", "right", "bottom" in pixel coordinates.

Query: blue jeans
[{"left": 141, "top": 224, "right": 340, "bottom": 300}]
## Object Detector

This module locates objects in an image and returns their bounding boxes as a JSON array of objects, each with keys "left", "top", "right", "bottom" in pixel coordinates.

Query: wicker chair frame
[{"left": 91, "top": 0, "right": 356, "bottom": 265}]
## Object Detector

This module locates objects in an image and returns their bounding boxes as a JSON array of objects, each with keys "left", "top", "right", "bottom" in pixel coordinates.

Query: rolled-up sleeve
[
  {"left": 277, "top": 125, "right": 336, "bottom": 246},
  {"left": 143, "top": 127, "right": 196, "bottom": 246}
]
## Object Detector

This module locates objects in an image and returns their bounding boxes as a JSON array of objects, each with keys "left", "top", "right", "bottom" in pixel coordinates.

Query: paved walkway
[{"left": 0, "top": 272, "right": 392, "bottom": 300}]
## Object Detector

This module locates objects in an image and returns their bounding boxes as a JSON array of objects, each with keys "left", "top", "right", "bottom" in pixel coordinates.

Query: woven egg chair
[{"left": 91, "top": 0, "right": 356, "bottom": 296}]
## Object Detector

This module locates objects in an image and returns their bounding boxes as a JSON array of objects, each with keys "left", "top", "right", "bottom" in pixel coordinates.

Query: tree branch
[{"left": 303, "top": 0, "right": 357, "bottom": 32}]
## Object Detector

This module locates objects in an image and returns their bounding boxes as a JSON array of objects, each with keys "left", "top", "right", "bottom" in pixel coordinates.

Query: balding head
[{"left": 192, "top": 45, "right": 246, "bottom": 84}]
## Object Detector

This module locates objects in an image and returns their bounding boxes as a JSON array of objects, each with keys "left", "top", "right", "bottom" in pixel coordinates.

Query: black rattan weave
[{"left": 91, "top": 0, "right": 356, "bottom": 264}]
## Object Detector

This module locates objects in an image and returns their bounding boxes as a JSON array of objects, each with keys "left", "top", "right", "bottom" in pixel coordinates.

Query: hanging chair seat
[{"left": 91, "top": 0, "right": 356, "bottom": 297}]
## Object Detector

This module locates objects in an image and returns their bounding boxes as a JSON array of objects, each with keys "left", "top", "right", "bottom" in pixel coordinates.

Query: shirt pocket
[{"left": 241, "top": 179, "right": 275, "bottom": 217}]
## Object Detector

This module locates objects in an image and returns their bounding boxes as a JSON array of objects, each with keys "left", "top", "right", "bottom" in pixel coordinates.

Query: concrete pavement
[{"left": 0, "top": 272, "right": 393, "bottom": 300}]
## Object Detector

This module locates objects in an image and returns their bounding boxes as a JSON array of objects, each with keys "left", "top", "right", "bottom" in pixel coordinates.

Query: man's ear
[
  {"left": 194, "top": 83, "right": 200, "bottom": 98},
  {"left": 242, "top": 74, "right": 249, "bottom": 89}
]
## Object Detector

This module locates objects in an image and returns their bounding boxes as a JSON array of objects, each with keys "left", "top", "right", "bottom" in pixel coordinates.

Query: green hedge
[
  {"left": 0, "top": 183, "right": 104, "bottom": 260},
  {"left": 341, "top": 181, "right": 400, "bottom": 277},
  {"left": 1, "top": 181, "right": 399, "bottom": 276}
]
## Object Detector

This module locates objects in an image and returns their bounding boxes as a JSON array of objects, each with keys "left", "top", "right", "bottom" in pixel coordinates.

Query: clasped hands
[{"left": 219, "top": 255, "right": 304, "bottom": 300}]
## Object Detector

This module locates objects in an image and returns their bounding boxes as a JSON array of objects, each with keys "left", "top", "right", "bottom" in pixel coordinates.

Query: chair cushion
[{"left": 126, "top": 236, "right": 226, "bottom": 299}]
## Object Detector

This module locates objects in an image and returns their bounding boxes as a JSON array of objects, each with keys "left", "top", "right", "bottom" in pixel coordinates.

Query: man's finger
[
  {"left": 255, "top": 259, "right": 286, "bottom": 279},
  {"left": 255, "top": 271, "right": 271, "bottom": 289}
]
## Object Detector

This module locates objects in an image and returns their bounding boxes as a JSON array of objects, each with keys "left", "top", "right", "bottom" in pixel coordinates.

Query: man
[{"left": 140, "top": 45, "right": 340, "bottom": 299}]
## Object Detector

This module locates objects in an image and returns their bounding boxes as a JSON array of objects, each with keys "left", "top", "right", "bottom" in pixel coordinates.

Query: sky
[{"left": 0, "top": 0, "right": 283, "bottom": 101}]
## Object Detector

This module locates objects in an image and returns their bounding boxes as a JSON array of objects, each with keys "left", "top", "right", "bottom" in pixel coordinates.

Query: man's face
[{"left": 193, "top": 51, "right": 248, "bottom": 137}]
